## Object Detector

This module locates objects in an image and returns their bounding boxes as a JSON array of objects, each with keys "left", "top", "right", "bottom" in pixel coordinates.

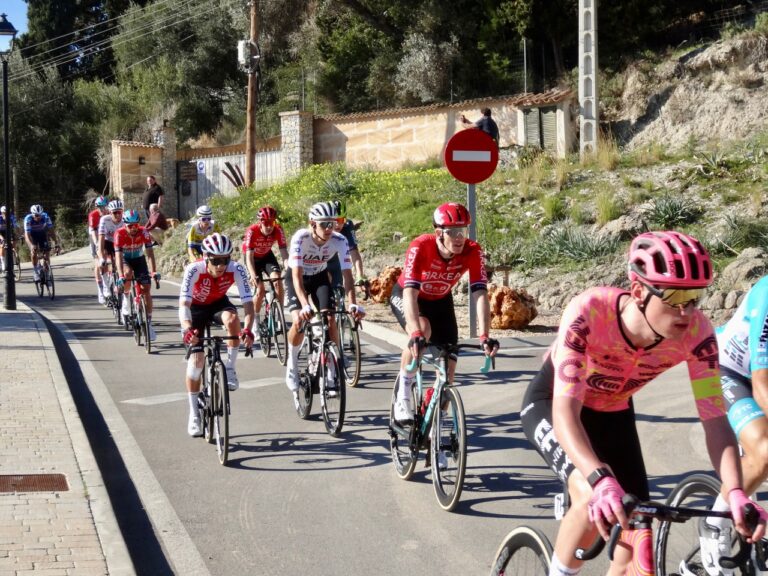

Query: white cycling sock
[
  {"left": 548, "top": 553, "right": 580, "bottom": 576},
  {"left": 188, "top": 393, "right": 199, "bottom": 414},
  {"left": 227, "top": 346, "right": 238, "bottom": 369},
  {"left": 288, "top": 343, "right": 299, "bottom": 370},
  {"left": 397, "top": 370, "right": 413, "bottom": 402},
  {"left": 707, "top": 494, "right": 731, "bottom": 529}
]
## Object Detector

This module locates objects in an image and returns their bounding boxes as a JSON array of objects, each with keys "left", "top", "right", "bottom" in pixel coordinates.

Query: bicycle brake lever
[{"left": 244, "top": 347, "right": 253, "bottom": 358}]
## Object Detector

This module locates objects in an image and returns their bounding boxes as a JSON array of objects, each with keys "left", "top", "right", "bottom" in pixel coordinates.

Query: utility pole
[
  {"left": 579, "top": 0, "right": 598, "bottom": 158},
  {"left": 244, "top": 0, "right": 260, "bottom": 186}
]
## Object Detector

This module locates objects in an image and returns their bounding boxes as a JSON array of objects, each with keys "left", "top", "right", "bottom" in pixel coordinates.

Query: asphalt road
[{"left": 10, "top": 249, "right": 728, "bottom": 576}]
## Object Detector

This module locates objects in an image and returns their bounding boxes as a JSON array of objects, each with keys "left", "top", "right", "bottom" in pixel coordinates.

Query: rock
[
  {"left": 488, "top": 284, "right": 538, "bottom": 329},
  {"left": 369, "top": 266, "right": 402, "bottom": 303},
  {"left": 600, "top": 214, "right": 645, "bottom": 240},
  {"left": 719, "top": 247, "right": 768, "bottom": 290}
]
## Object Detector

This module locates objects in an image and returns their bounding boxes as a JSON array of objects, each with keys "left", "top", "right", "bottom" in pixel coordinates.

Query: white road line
[
  {"left": 453, "top": 150, "right": 492, "bottom": 162},
  {"left": 123, "top": 377, "right": 285, "bottom": 406}
]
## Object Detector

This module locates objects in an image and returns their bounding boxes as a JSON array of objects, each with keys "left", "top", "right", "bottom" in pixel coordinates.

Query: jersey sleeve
[
  {"left": 141, "top": 229, "right": 153, "bottom": 247},
  {"left": 468, "top": 244, "right": 488, "bottom": 292},
  {"left": 747, "top": 277, "right": 768, "bottom": 372},
  {"left": 551, "top": 293, "right": 592, "bottom": 403},
  {"left": 288, "top": 231, "right": 305, "bottom": 270},
  {"left": 113, "top": 228, "right": 125, "bottom": 251},
  {"left": 24, "top": 215, "right": 32, "bottom": 233},
  {"left": 97, "top": 216, "right": 108, "bottom": 236},
  {"left": 186, "top": 226, "right": 195, "bottom": 247},
  {"left": 335, "top": 235, "right": 352, "bottom": 271},
  {"left": 686, "top": 316, "right": 726, "bottom": 421},
  {"left": 243, "top": 226, "right": 254, "bottom": 251},
  {"left": 402, "top": 239, "right": 424, "bottom": 291},
  {"left": 233, "top": 262, "right": 253, "bottom": 303},
  {"left": 179, "top": 263, "right": 199, "bottom": 306},
  {"left": 342, "top": 221, "right": 358, "bottom": 250},
  {"left": 276, "top": 225, "right": 287, "bottom": 249}
]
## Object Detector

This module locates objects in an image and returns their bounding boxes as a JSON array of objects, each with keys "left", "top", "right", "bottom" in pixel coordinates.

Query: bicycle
[
  {"left": 490, "top": 489, "right": 764, "bottom": 575},
  {"left": 257, "top": 275, "right": 288, "bottom": 365},
  {"left": 293, "top": 310, "right": 346, "bottom": 437},
  {"left": 388, "top": 342, "right": 493, "bottom": 512},
  {"left": 333, "top": 285, "right": 362, "bottom": 387},
  {"left": 32, "top": 246, "right": 55, "bottom": 300},
  {"left": 127, "top": 276, "right": 160, "bottom": 353}
]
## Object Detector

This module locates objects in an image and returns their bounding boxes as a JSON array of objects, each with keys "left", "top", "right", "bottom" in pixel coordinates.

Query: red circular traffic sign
[{"left": 443, "top": 129, "right": 499, "bottom": 184}]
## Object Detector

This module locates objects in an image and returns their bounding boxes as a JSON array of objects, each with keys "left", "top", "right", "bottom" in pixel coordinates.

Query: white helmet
[
  {"left": 308, "top": 201, "right": 338, "bottom": 221},
  {"left": 107, "top": 200, "right": 124, "bottom": 212},
  {"left": 196, "top": 205, "right": 213, "bottom": 218},
  {"left": 201, "top": 233, "right": 232, "bottom": 256},
  {"left": 0, "top": 206, "right": 5, "bottom": 213},
  {"left": 30, "top": 204, "right": 44, "bottom": 215}
]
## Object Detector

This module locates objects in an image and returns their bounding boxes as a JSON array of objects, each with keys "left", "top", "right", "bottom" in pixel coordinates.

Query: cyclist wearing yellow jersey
[{"left": 187, "top": 205, "right": 221, "bottom": 262}]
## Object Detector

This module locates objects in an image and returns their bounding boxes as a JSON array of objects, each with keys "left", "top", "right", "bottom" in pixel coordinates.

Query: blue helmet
[
  {"left": 95, "top": 196, "right": 108, "bottom": 207},
  {"left": 123, "top": 209, "right": 141, "bottom": 224}
]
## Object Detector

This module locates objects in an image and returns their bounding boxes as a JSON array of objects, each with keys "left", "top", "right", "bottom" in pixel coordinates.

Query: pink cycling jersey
[
  {"left": 242, "top": 223, "right": 287, "bottom": 258},
  {"left": 550, "top": 286, "right": 724, "bottom": 420},
  {"left": 396, "top": 233, "right": 487, "bottom": 301}
]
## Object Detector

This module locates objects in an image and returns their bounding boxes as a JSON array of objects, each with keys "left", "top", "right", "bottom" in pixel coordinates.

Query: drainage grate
[{"left": 0, "top": 474, "right": 69, "bottom": 492}]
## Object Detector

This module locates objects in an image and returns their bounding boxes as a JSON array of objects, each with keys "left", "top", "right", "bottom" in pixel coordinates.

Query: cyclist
[
  {"left": 519, "top": 231, "right": 767, "bottom": 576},
  {"left": 179, "top": 233, "right": 255, "bottom": 437},
  {"left": 24, "top": 204, "right": 56, "bottom": 282},
  {"left": 0, "top": 205, "right": 17, "bottom": 276},
  {"left": 704, "top": 273, "right": 768, "bottom": 575},
  {"left": 284, "top": 201, "right": 365, "bottom": 406},
  {"left": 88, "top": 196, "right": 110, "bottom": 304},
  {"left": 98, "top": 200, "right": 125, "bottom": 297},
  {"left": 242, "top": 205, "right": 289, "bottom": 322},
  {"left": 327, "top": 199, "right": 369, "bottom": 299},
  {"left": 186, "top": 204, "right": 221, "bottom": 262},
  {"left": 389, "top": 202, "right": 499, "bottom": 425},
  {"left": 114, "top": 209, "right": 160, "bottom": 341}
]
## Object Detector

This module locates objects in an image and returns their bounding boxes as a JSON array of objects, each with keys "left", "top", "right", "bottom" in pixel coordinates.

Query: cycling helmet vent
[
  {"left": 30, "top": 204, "right": 44, "bottom": 215},
  {"left": 309, "top": 201, "right": 338, "bottom": 221},
  {"left": 107, "top": 200, "right": 124, "bottom": 212},
  {"left": 258, "top": 206, "right": 277, "bottom": 221},
  {"left": 124, "top": 209, "right": 141, "bottom": 224},
  {"left": 628, "top": 231, "right": 713, "bottom": 288},
  {"left": 95, "top": 196, "right": 108, "bottom": 207},
  {"left": 433, "top": 202, "right": 471, "bottom": 228},
  {"left": 196, "top": 205, "right": 213, "bottom": 218},
  {"left": 201, "top": 233, "right": 232, "bottom": 256}
]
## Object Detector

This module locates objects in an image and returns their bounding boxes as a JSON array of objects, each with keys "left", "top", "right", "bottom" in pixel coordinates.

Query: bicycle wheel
[
  {"left": 35, "top": 267, "right": 44, "bottom": 297},
  {"left": 132, "top": 294, "right": 142, "bottom": 346},
  {"left": 272, "top": 302, "right": 288, "bottom": 366},
  {"left": 202, "top": 365, "right": 214, "bottom": 444},
  {"left": 295, "top": 336, "right": 313, "bottom": 419},
  {"left": 13, "top": 250, "right": 21, "bottom": 282},
  {"left": 656, "top": 473, "right": 732, "bottom": 576},
  {"left": 431, "top": 386, "right": 467, "bottom": 511},
  {"left": 140, "top": 297, "right": 151, "bottom": 354},
  {"left": 259, "top": 307, "right": 272, "bottom": 358},
  {"left": 340, "top": 313, "right": 362, "bottom": 387},
  {"left": 45, "top": 265, "right": 55, "bottom": 300},
  {"left": 320, "top": 342, "right": 346, "bottom": 436},
  {"left": 210, "top": 359, "right": 230, "bottom": 465},
  {"left": 489, "top": 526, "right": 552, "bottom": 576},
  {"left": 388, "top": 374, "right": 419, "bottom": 480}
]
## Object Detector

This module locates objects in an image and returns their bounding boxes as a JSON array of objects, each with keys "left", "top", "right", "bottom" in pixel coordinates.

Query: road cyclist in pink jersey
[
  {"left": 87, "top": 196, "right": 110, "bottom": 304},
  {"left": 519, "top": 231, "right": 768, "bottom": 576}
]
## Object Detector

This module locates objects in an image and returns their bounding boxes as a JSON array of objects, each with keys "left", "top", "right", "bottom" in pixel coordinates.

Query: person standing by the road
[
  {"left": 519, "top": 231, "right": 767, "bottom": 576},
  {"left": 460, "top": 107, "right": 499, "bottom": 147},
  {"left": 142, "top": 175, "right": 164, "bottom": 219}
]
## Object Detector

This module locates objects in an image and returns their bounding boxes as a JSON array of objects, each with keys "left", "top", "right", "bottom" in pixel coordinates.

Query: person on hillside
[
  {"left": 0, "top": 206, "right": 18, "bottom": 276},
  {"left": 519, "top": 231, "right": 767, "bottom": 576},
  {"left": 460, "top": 107, "right": 499, "bottom": 146},
  {"left": 327, "top": 199, "right": 369, "bottom": 300},
  {"left": 87, "top": 196, "right": 110, "bottom": 303},
  {"left": 389, "top": 202, "right": 499, "bottom": 427},
  {"left": 186, "top": 205, "right": 221, "bottom": 262},
  {"left": 145, "top": 203, "right": 169, "bottom": 246},
  {"left": 142, "top": 175, "right": 164, "bottom": 218}
]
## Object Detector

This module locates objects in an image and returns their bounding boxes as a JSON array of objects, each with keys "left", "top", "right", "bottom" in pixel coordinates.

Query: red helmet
[
  {"left": 258, "top": 206, "right": 277, "bottom": 221},
  {"left": 628, "top": 231, "right": 713, "bottom": 288},
  {"left": 433, "top": 202, "right": 470, "bottom": 228}
]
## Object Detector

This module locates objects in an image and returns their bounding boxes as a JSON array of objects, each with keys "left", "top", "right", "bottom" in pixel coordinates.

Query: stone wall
[{"left": 280, "top": 111, "right": 314, "bottom": 175}]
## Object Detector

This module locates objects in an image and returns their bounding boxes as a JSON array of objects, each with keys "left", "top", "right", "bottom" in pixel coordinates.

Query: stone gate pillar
[
  {"left": 279, "top": 111, "right": 314, "bottom": 176},
  {"left": 155, "top": 124, "right": 179, "bottom": 218}
]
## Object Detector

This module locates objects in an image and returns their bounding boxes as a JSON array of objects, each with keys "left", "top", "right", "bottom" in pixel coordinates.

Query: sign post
[{"left": 443, "top": 129, "right": 499, "bottom": 337}]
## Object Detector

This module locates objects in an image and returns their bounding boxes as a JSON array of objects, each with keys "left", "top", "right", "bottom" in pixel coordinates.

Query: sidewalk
[{"left": 0, "top": 304, "right": 133, "bottom": 576}]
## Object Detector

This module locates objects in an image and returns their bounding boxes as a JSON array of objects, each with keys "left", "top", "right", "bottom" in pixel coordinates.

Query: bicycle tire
[
  {"left": 431, "top": 386, "right": 467, "bottom": 512},
  {"left": 203, "top": 364, "right": 214, "bottom": 444},
  {"left": 35, "top": 268, "right": 44, "bottom": 297},
  {"left": 489, "top": 525, "right": 552, "bottom": 576},
  {"left": 295, "top": 336, "right": 313, "bottom": 419},
  {"left": 656, "top": 473, "right": 738, "bottom": 576},
  {"left": 13, "top": 250, "right": 21, "bottom": 282},
  {"left": 259, "top": 306, "right": 272, "bottom": 358},
  {"left": 320, "top": 342, "right": 346, "bottom": 436},
  {"left": 45, "top": 265, "right": 55, "bottom": 300},
  {"left": 140, "top": 296, "right": 151, "bottom": 354},
  {"left": 272, "top": 302, "right": 288, "bottom": 366},
  {"left": 132, "top": 293, "right": 142, "bottom": 346},
  {"left": 388, "top": 374, "right": 419, "bottom": 480},
  {"left": 340, "top": 313, "right": 362, "bottom": 387},
  {"left": 211, "top": 359, "right": 230, "bottom": 465}
]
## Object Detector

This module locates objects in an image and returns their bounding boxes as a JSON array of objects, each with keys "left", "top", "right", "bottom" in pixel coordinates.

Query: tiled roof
[
  {"left": 316, "top": 88, "right": 573, "bottom": 121},
  {"left": 111, "top": 140, "right": 161, "bottom": 149}
]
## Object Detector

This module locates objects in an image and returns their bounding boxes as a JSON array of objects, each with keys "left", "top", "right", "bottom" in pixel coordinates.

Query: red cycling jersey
[
  {"left": 179, "top": 260, "right": 253, "bottom": 307},
  {"left": 396, "top": 233, "right": 487, "bottom": 301},
  {"left": 113, "top": 226, "right": 153, "bottom": 259},
  {"left": 242, "top": 223, "right": 287, "bottom": 258},
  {"left": 87, "top": 209, "right": 102, "bottom": 233}
]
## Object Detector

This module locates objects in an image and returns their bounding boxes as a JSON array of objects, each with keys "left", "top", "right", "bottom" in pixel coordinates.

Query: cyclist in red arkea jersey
[
  {"left": 178, "top": 233, "right": 255, "bottom": 437},
  {"left": 520, "top": 231, "right": 767, "bottom": 576},
  {"left": 88, "top": 196, "right": 110, "bottom": 304},
  {"left": 242, "top": 206, "right": 289, "bottom": 321},
  {"left": 389, "top": 202, "right": 499, "bottom": 424}
]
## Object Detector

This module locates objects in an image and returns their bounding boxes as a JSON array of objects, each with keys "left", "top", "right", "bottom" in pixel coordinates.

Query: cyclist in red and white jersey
[
  {"left": 179, "top": 233, "right": 255, "bottom": 437},
  {"left": 389, "top": 202, "right": 499, "bottom": 425},
  {"left": 88, "top": 196, "right": 109, "bottom": 303},
  {"left": 520, "top": 231, "right": 767, "bottom": 576},
  {"left": 242, "top": 205, "right": 289, "bottom": 321},
  {"left": 98, "top": 200, "right": 125, "bottom": 296}
]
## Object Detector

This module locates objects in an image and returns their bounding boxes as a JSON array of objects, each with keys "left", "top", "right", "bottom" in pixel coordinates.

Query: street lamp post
[{"left": 1, "top": 14, "right": 18, "bottom": 310}]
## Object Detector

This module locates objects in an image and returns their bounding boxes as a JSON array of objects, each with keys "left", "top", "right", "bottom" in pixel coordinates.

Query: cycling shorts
[
  {"left": 389, "top": 283, "right": 458, "bottom": 349},
  {"left": 327, "top": 254, "right": 343, "bottom": 289},
  {"left": 123, "top": 256, "right": 151, "bottom": 285},
  {"left": 284, "top": 267, "right": 334, "bottom": 313},
  {"left": 29, "top": 232, "right": 50, "bottom": 253},
  {"left": 721, "top": 367, "right": 765, "bottom": 437},
  {"left": 249, "top": 251, "right": 281, "bottom": 280},
  {"left": 190, "top": 296, "right": 237, "bottom": 335},
  {"left": 520, "top": 356, "right": 650, "bottom": 500},
  {"left": 103, "top": 240, "right": 115, "bottom": 258}
]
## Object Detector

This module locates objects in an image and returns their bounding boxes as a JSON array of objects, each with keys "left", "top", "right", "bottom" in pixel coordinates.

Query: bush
[
  {"left": 530, "top": 225, "right": 621, "bottom": 264},
  {"left": 643, "top": 194, "right": 702, "bottom": 228}
]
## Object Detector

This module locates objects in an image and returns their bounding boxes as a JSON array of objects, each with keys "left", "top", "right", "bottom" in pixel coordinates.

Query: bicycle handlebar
[
  {"left": 184, "top": 334, "right": 241, "bottom": 359},
  {"left": 406, "top": 342, "right": 494, "bottom": 373}
]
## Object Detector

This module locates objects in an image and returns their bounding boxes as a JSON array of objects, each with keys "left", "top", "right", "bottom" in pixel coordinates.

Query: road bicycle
[
  {"left": 294, "top": 310, "right": 346, "bottom": 437},
  {"left": 5, "top": 243, "right": 21, "bottom": 281},
  {"left": 32, "top": 245, "right": 55, "bottom": 300},
  {"left": 388, "top": 342, "right": 493, "bottom": 512},
  {"left": 102, "top": 259, "right": 124, "bottom": 325},
  {"left": 334, "top": 285, "right": 362, "bottom": 387},
  {"left": 257, "top": 275, "right": 288, "bottom": 365},
  {"left": 126, "top": 276, "right": 160, "bottom": 354},
  {"left": 490, "top": 487, "right": 764, "bottom": 575}
]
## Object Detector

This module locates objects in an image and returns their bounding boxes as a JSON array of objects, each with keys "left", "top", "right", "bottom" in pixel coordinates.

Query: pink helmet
[
  {"left": 628, "top": 231, "right": 713, "bottom": 288},
  {"left": 258, "top": 206, "right": 277, "bottom": 221},
  {"left": 433, "top": 202, "right": 470, "bottom": 228}
]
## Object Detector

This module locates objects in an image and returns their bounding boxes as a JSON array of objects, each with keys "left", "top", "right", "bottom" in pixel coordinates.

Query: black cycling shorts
[
  {"left": 103, "top": 240, "right": 115, "bottom": 258},
  {"left": 190, "top": 297, "right": 237, "bottom": 335},
  {"left": 389, "top": 283, "right": 458, "bottom": 348},
  {"left": 122, "top": 255, "right": 151, "bottom": 285},
  {"left": 520, "top": 356, "right": 650, "bottom": 500},
  {"left": 284, "top": 267, "right": 334, "bottom": 313},
  {"left": 249, "top": 251, "right": 281, "bottom": 280}
]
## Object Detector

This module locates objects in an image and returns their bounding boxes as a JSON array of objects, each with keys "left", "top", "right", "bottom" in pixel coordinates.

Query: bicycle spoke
[{"left": 431, "top": 386, "right": 467, "bottom": 512}]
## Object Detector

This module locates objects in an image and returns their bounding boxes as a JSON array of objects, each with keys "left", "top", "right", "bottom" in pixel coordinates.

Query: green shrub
[
  {"left": 756, "top": 12, "right": 768, "bottom": 35},
  {"left": 643, "top": 194, "right": 702, "bottom": 228},
  {"left": 595, "top": 189, "right": 623, "bottom": 225},
  {"left": 714, "top": 215, "right": 768, "bottom": 255},
  {"left": 542, "top": 194, "right": 567, "bottom": 224},
  {"left": 530, "top": 225, "right": 621, "bottom": 264}
]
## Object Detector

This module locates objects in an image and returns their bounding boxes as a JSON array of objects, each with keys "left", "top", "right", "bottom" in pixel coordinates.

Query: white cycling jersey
[
  {"left": 98, "top": 214, "right": 124, "bottom": 243},
  {"left": 287, "top": 228, "right": 351, "bottom": 276}
]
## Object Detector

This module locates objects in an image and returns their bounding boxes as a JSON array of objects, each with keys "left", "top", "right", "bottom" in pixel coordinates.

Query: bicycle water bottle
[
  {"left": 312, "top": 324, "right": 323, "bottom": 338},
  {"left": 266, "top": 291, "right": 273, "bottom": 304},
  {"left": 420, "top": 387, "right": 435, "bottom": 416}
]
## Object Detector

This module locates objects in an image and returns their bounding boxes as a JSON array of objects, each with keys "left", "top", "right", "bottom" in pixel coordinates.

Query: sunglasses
[
  {"left": 335, "top": 217, "right": 345, "bottom": 225},
  {"left": 126, "top": 223, "right": 140, "bottom": 229},
  {"left": 261, "top": 219, "right": 275, "bottom": 226},
  {"left": 644, "top": 283, "right": 705, "bottom": 309},
  {"left": 316, "top": 221, "right": 335, "bottom": 230},
  {"left": 111, "top": 210, "right": 123, "bottom": 215},
  {"left": 200, "top": 217, "right": 212, "bottom": 222},
  {"left": 442, "top": 227, "right": 468, "bottom": 239},
  {"left": 207, "top": 257, "right": 231, "bottom": 267}
]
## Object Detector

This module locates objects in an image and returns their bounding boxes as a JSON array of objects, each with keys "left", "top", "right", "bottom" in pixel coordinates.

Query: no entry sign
[{"left": 443, "top": 129, "right": 499, "bottom": 184}]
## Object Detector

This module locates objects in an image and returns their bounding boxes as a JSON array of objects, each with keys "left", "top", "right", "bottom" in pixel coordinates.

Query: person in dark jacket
[{"left": 461, "top": 107, "right": 499, "bottom": 146}]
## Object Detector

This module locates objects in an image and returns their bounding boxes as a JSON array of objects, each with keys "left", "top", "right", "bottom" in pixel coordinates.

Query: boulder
[
  {"left": 719, "top": 247, "right": 768, "bottom": 290},
  {"left": 369, "top": 266, "right": 402, "bottom": 304},
  {"left": 488, "top": 284, "right": 538, "bottom": 329}
]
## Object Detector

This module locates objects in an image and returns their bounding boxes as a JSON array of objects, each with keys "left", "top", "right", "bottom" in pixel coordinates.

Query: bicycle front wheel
[
  {"left": 388, "top": 374, "right": 418, "bottom": 480},
  {"left": 340, "top": 313, "right": 362, "bottom": 387},
  {"left": 295, "top": 336, "right": 313, "bottom": 419},
  {"left": 272, "top": 302, "right": 288, "bottom": 366},
  {"left": 656, "top": 473, "right": 725, "bottom": 576},
  {"left": 431, "top": 386, "right": 467, "bottom": 511},
  {"left": 320, "top": 343, "right": 345, "bottom": 437},
  {"left": 140, "top": 297, "right": 151, "bottom": 354},
  {"left": 210, "top": 360, "right": 230, "bottom": 465},
  {"left": 132, "top": 296, "right": 142, "bottom": 346},
  {"left": 45, "top": 266, "right": 55, "bottom": 300},
  {"left": 13, "top": 250, "right": 21, "bottom": 282},
  {"left": 35, "top": 269, "right": 44, "bottom": 297},
  {"left": 259, "top": 310, "right": 272, "bottom": 358},
  {"left": 490, "top": 526, "right": 552, "bottom": 576}
]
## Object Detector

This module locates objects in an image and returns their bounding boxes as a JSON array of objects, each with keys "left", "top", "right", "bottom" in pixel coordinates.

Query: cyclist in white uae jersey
[{"left": 283, "top": 201, "right": 365, "bottom": 407}]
